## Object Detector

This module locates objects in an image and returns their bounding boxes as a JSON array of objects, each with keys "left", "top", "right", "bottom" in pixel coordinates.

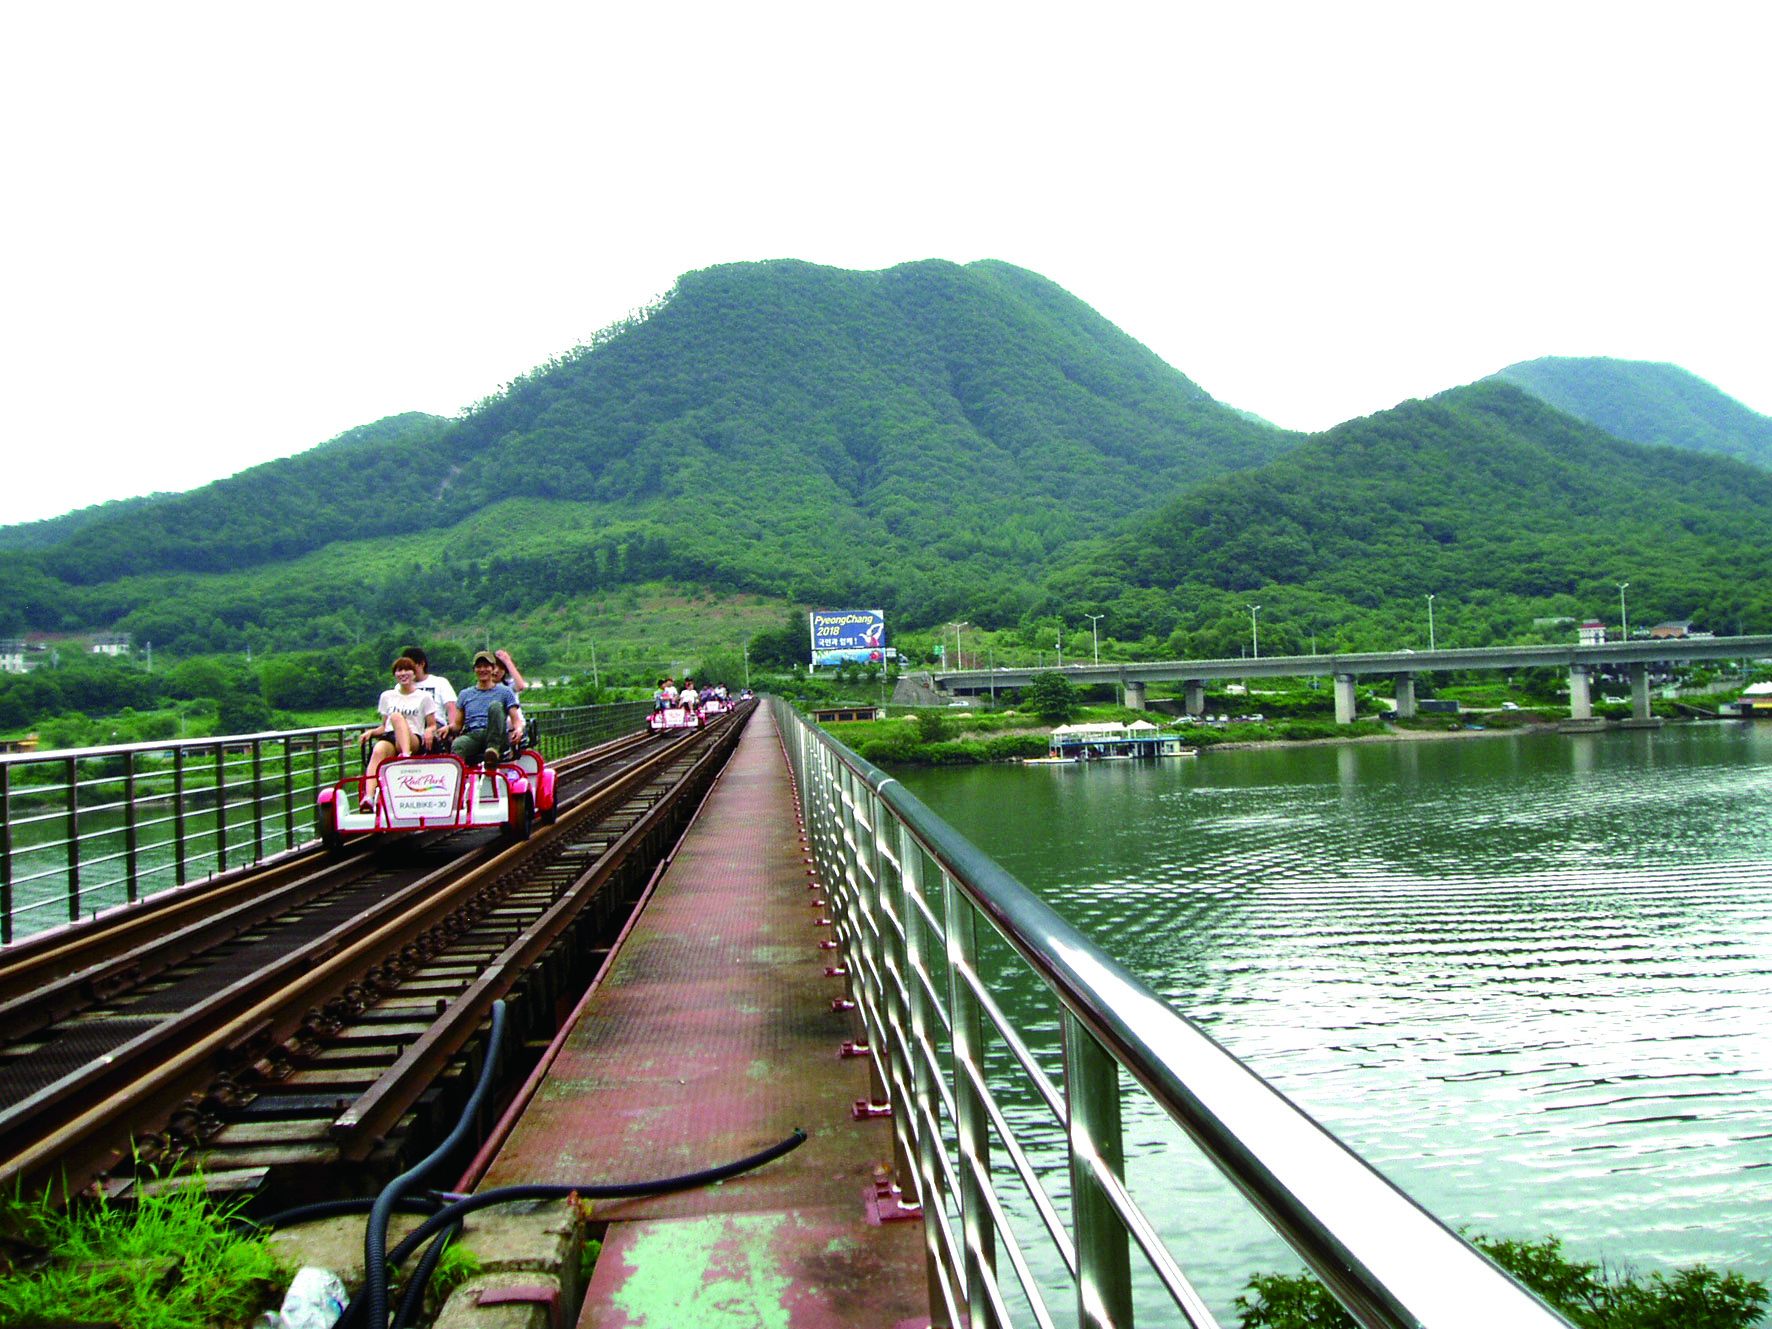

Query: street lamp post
[
  {"left": 947, "top": 621, "right": 971, "bottom": 671},
  {"left": 1247, "top": 604, "right": 1261, "bottom": 660},
  {"left": 1056, "top": 630, "right": 1063, "bottom": 670},
  {"left": 1085, "top": 613, "right": 1104, "bottom": 665},
  {"left": 1618, "top": 583, "right": 1630, "bottom": 641},
  {"left": 1426, "top": 593, "right": 1436, "bottom": 652}
]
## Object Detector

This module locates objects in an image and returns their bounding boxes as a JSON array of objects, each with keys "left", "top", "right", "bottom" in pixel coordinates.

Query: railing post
[
  {"left": 866, "top": 780, "right": 920, "bottom": 1202},
  {"left": 252, "top": 739, "right": 266, "bottom": 861},
  {"left": 173, "top": 746, "right": 188, "bottom": 886},
  {"left": 1065, "top": 1011, "right": 1134, "bottom": 1329},
  {"left": 65, "top": 756, "right": 81, "bottom": 924},
  {"left": 898, "top": 825, "right": 962, "bottom": 1329},
  {"left": 124, "top": 750, "right": 140, "bottom": 904},
  {"left": 213, "top": 744, "right": 229, "bottom": 873},
  {"left": 944, "top": 879, "right": 999, "bottom": 1329},
  {"left": 282, "top": 738, "right": 296, "bottom": 850},
  {"left": 1, "top": 762, "right": 12, "bottom": 945}
]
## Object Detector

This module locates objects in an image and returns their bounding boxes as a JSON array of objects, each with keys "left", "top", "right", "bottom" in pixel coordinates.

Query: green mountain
[
  {"left": 1044, "top": 379, "right": 1772, "bottom": 654},
  {"left": 0, "top": 259, "right": 1295, "bottom": 650},
  {"left": 1489, "top": 357, "right": 1772, "bottom": 469}
]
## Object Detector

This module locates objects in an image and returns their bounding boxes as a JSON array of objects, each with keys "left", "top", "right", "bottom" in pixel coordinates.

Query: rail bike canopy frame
[
  {"left": 774, "top": 698, "right": 1571, "bottom": 1329},
  {"left": 0, "top": 702, "right": 649, "bottom": 946}
]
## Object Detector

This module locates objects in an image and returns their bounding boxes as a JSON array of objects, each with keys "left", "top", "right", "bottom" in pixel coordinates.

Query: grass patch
[{"left": 0, "top": 1172, "right": 290, "bottom": 1329}]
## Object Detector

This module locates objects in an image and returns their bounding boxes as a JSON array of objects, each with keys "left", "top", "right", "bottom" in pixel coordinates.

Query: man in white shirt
[{"left": 403, "top": 646, "right": 458, "bottom": 752}]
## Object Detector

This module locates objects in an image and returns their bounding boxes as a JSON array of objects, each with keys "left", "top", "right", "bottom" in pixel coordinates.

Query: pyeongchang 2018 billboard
[{"left": 809, "top": 609, "right": 887, "bottom": 668}]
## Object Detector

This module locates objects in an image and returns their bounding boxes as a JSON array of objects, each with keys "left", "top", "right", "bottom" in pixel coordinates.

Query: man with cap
[{"left": 451, "top": 650, "right": 524, "bottom": 767}]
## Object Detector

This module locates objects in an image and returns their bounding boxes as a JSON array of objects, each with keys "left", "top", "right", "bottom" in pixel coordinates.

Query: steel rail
[
  {"left": 0, "top": 728, "right": 653, "bottom": 1020},
  {"left": 0, "top": 841, "right": 516, "bottom": 1197},
  {"left": 0, "top": 851, "right": 441, "bottom": 1045},
  {"left": 332, "top": 712, "right": 748, "bottom": 1154}
]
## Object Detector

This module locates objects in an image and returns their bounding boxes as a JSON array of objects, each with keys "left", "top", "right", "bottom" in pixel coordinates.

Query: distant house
[
  {"left": 812, "top": 706, "right": 885, "bottom": 724},
  {"left": 91, "top": 632, "right": 131, "bottom": 657},
  {"left": 1577, "top": 621, "right": 1608, "bottom": 646},
  {"left": 1721, "top": 680, "right": 1772, "bottom": 718},
  {"left": 0, "top": 638, "right": 24, "bottom": 675},
  {"left": 1649, "top": 620, "right": 1693, "bottom": 639}
]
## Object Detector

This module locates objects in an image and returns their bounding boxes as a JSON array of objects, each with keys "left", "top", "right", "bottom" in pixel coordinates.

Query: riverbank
[
  {"left": 843, "top": 709, "right": 1594, "bottom": 767},
  {"left": 1204, "top": 718, "right": 1564, "bottom": 753}
]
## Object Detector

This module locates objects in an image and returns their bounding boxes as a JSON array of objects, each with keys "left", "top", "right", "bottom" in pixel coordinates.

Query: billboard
[{"left": 810, "top": 608, "right": 887, "bottom": 668}]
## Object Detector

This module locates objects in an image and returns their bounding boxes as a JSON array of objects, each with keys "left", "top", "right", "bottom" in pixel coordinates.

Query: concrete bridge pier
[
  {"left": 1124, "top": 679, "right": 1147, "bottom": 711},
  {"left": 1184, "top": 680, "right": 1205, "bottom": 716},
  {"left": 1393, "top": 674, "right": 1417, "bottom": 720},
  {"left": 1334, "top": 673, "right": 1358, "bottom": 725},
  {"left": 1619, "top": 663, "right": 1664, "bottom": 728},
  {"left": 1569, "top": 664, "right": 1594, "bottom": 720}
]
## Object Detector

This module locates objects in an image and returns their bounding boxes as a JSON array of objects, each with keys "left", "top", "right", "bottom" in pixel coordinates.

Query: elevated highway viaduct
[{"left": 927, "top": 634, "right": 1772, "bottom": 725}]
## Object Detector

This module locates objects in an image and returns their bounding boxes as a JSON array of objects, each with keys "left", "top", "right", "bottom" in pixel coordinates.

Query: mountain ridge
[
  {"left": 0, "top": 259, "right": 1295, "bottom": 644},
  {"left": 1488, "top": 356, "right": 1772, "bottom": 469}
]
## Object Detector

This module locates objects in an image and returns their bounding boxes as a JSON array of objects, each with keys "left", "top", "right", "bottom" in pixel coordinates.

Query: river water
[{"left": 893, "top": 722, "right": 1772, "bottom": 1312}]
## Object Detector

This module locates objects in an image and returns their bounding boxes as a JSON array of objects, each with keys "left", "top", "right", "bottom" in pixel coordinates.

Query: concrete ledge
[{"left": 436, "top": 1271, "right": 565, "bottom": 1329}]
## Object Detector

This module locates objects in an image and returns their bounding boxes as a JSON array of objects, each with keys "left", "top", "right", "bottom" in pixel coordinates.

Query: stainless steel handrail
[
  {"left": 773, "top": 698, "right": 1572, "bottom": 1329},
  {"left": 0, "top": 702, "right": 649, "bottom": 944}
]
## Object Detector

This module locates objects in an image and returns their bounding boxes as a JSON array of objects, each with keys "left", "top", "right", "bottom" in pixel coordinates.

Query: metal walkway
[{"left": 480, "top": 707, "right": 929, "bottom": 1328}]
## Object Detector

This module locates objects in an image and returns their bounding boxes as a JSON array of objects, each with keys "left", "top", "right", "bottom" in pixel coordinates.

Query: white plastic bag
[{"left": 276, "top": 1266, "right": 348, "bottom": 1329}]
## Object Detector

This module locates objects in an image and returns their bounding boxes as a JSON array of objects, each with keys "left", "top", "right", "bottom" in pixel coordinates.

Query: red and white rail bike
[{"left": 316, "top": 744, "right": 557, "bottom": 851}]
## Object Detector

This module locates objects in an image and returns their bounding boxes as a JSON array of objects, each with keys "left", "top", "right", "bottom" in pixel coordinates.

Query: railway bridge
[{"left": 0, "top": 701, "right": 1579, "bottom": 1327}]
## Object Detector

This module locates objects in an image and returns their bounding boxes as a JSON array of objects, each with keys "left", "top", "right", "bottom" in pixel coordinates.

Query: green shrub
[
  {"left": 914, "top": 709, "right": 959, "bottom": 743},
  {"left": 1236, "top": 1234, "right": 1767, "bottom": 1329}
]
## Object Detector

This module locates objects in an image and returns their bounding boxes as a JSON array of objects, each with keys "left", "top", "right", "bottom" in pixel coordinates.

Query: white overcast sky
[{"left": 3, "top": 3, "right": 1768, "bottom": 527}]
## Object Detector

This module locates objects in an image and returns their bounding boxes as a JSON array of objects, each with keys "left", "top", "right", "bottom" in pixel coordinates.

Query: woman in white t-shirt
[{"left": 362, "top": 656, "right": 443, "bottom": 809}]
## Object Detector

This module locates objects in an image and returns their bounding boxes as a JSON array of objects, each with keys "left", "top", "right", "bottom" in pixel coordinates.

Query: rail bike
[
  {"left": 647, "top": 704, "right": 702, "bottom": 732},
  {"left": 316, "top": 746, "right": 557, "bottom": 851}
]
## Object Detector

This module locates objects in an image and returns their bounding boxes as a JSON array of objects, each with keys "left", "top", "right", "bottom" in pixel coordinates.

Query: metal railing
[
  {"left": 773, "top": 699, "right": 1572, "bottom": 1329},
  {"left": 526, "top": 700, "right": 651, "bottom": 762},
  {"left": 0, "top": 702, "right": 649, "bottom": 946}
]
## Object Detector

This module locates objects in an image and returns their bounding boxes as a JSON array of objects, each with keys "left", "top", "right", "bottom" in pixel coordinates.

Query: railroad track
[{"left": 0, "top": 704, "right": 752, "bottom": 1209}]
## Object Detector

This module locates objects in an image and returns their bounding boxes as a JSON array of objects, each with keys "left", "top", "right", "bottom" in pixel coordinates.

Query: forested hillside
[
  {"left": 1041, "top": 381, "right": 1772, "bottom": 655},
  {"left": 1490, "top": 357, "right": 1772, "bottom": 469},
  {"left": 7, "top": 261, "right": 1772, "bottom": 669},
  {"left": 0, "top": 259, "right": 1293, "bottom": 651}
]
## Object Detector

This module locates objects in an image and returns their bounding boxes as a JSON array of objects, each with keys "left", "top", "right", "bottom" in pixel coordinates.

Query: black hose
[
  {"left": 360, "top": 999, "right": 510, "bottom": 1329},
  {"left": 391, "top": 1217, "right": 461, "bottom": 1329},
  {"left": 257, "top": 985, "right": 807, "bottom": 1329},
  {"left": 362, "top": 1128, "right": 811, "bottom": 1324},
  {"left": 235, "top": 1194, "right": 444, "bottom": 1234}
]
